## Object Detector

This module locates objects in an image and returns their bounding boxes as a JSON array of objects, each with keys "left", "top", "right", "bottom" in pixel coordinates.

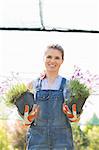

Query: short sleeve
[{"left": 27, "top": 80, "right": 36, "bottom": 93}]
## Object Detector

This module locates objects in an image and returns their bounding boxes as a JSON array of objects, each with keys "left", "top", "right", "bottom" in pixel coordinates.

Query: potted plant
[
  {"left": 4, "top": 83, "right": 34, "bottom": 115},
  {"left": 65, "top": 66, "right": 99, "bottom": 116},
  {"left": 65, "top": 79, "right": 91, "bottom": 115}
]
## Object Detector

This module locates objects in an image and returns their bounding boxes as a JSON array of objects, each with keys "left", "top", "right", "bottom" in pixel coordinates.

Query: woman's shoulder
[
  {"left": 27, "top": 79, "right": 37, "bottom": 91},
  {"left": 59, "top": 75, "right": 70, "bottom": 82},
  {"left": 27, "top": 77, "right": 42, "bottom": 89}
]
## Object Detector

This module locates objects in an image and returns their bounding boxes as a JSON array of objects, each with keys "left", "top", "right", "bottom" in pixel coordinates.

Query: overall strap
[
  {"left": 33, "top": 78, "right": 42, "bottom": 104},
  {"left": 59, "top": 78, "right": 67, "bottom": 91},
  {"left": 35, "top": 78, "right": 42, "bottom": 91}
]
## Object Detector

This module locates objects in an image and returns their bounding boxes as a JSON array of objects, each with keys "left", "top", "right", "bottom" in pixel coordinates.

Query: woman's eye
[
  {"left": 46, "top": 55, "right": 52, "bottom": 59},
  {"left": 55, "top": 56, "right": 60, "bottom": 60},
  {"left": 46, "top": 56, "right": 61, "bottom": 60}
]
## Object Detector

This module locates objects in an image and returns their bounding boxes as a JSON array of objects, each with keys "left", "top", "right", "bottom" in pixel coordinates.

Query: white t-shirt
[{"left": 32, "top": 75, "right": 69, "bottom": 100}]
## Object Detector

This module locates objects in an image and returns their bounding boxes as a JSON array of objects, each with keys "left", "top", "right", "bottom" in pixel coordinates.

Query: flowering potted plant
[
  {"left": 4, "top": 83, "right": 34, "bottom": 115},
  {"left": 65, "top": 66, "right": 99, "bottom": 115}
]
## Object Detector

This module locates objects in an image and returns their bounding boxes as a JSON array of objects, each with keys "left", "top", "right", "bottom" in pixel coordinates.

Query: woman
[{"left": 23, "top": 44, "right": 79, "bottom": 150}]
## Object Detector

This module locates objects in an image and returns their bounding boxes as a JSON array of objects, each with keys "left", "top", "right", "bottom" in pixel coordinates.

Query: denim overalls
[{"left": 26, "top": 78, "right": 74, "bottom": 150}]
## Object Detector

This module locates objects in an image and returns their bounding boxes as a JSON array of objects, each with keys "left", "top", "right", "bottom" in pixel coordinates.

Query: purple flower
[{"left": 71, "top": 66, "right": 99, "bottom": 94}]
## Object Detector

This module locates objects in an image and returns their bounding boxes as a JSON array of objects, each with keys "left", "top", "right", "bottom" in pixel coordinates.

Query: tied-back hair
[{"left": 46, "top": 44, "right": 64, "bottom": 60}]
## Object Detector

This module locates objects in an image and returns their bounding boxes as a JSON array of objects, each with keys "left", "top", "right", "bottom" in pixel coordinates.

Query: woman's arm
[{"left": 27, "top": 81, "right": 34, "bottom": 92}]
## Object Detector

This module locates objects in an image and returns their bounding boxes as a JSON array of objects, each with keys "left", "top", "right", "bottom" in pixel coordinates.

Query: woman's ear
[{"left": 61, "top": 59, "right": 64, "bottom": 64}]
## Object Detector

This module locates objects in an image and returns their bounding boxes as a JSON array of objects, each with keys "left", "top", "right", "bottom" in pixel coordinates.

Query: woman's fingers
[
  {"left": 63, "top": 103, "right": 80, "bottom": 122},
  {"left": 29, "top": 105, "right": 40, "bottom": 121},
  {"left": 27, "top": 113, "right": 36, "bottom": 122},
  {"left": 33, "top": 105, "right": 40, "bottom": 117},
  {"left": 24, "top": 104, "right": 29, "bottom": 113},
  {"left": 63, "top": 103, "right": 72, "bottom": 115},
  {"left": 24, "top": 105, "right": 29, "bottom": 118},
  {"left": 30, "top": 105, "right": 40, "bottom": 115},
  {"left": 72, "top": 104, "right": 77, "bottom": 116}
]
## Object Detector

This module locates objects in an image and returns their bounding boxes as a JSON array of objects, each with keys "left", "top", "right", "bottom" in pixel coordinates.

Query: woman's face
[{"left": 44, "top": 48, "right": 63, "bottom": 73}]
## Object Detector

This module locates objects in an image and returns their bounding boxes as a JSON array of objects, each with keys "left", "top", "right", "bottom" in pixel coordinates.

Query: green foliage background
[{"left": 0, "top": 119, "right": 99, "bottom": 150}]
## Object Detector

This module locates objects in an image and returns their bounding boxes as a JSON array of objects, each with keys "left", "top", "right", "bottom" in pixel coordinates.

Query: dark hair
[{"left": 46, "top": 44, "right": 64, "bottom": 60}]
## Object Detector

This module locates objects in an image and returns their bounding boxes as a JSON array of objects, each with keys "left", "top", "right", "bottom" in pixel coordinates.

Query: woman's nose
[{"left": 50, "top": 58, "right": 55, "bottom": 63}]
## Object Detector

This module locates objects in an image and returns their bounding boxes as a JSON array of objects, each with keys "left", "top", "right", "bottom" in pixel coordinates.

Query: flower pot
[
  {"left": 66, "top": 98, "right": 87, "bottom": 115},
  {"left": 15, "top": 91, "right": 34, "bottom": 115}
]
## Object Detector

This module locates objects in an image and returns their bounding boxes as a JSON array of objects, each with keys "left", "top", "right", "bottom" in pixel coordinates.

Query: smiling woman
[{"left": 17, "top": 44, "right": 80, "bottom": 150}]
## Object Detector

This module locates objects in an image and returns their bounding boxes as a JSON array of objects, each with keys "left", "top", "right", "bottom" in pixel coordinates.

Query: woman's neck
[{"left": 46, "top": 72, "right": 59, "bottom": 84}]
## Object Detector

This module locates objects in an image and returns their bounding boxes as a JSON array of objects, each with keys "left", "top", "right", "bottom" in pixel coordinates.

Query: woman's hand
[
  {"left": 63, "top": 103, "right": 80, "bottom": 122},
  {"left": 24, "top": 104, "right": 40, "bottom": 126}
]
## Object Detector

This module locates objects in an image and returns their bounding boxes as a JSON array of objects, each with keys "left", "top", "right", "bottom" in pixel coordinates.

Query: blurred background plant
[
  {"left": 7, "top": 119, "right": 27, "bottom": 150},
  {"left": 0, "top": 120, "right": 10, "bottom": 150},
  {"left": 71, "top": 65, "right": 99, "bottom": 93}
]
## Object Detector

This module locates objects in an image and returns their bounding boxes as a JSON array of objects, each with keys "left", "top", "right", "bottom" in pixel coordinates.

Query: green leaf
[
  {"left": 4, "top": 83, "right": 27, "bottom": 106},
  {"left": 69, "top": 79, "right": 90, "bottom": 102}
]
